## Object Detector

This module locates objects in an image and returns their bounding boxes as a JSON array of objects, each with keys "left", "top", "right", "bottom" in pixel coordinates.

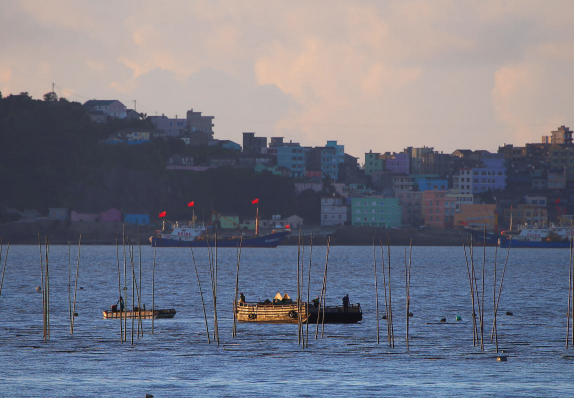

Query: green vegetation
[{"left": 0, "top": 93, "right": 322, "bottom": 224}]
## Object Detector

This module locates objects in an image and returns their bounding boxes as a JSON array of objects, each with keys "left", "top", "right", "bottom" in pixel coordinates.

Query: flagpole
[{"left": 255, "top": 206, "right": 259, "bottom": 236}]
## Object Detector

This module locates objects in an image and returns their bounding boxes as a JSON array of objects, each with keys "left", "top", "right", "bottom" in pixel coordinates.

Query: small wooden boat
[
  {"left": 307, "top": 304, "right": 362, "bottom": 324},
  {"left": 236, "top": 292, "right": 309, "bottom": 323},
  {"left": 102, "top": 308, "right": 176, "bottom": 319}
]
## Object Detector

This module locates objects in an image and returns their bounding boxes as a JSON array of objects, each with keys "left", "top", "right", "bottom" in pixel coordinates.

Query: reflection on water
[{"left": 1, "top": 245, "right": 574, "bottom": 397}]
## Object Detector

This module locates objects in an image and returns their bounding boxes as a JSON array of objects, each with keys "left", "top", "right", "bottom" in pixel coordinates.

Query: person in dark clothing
[
  {"left": 342, "top": 294, "right": 350, "bottom": 312},
  {"left": 240, "top": 292, "right": 246, "bottom": 303},
  {"left": 116, "top": 296, "right": 125, "bottom": 312},
  {"left": 312, "top": 297, "right": 320, "bottom": 308}
]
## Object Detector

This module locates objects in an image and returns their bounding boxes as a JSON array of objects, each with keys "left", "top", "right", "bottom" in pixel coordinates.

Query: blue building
[
  {"left": 277, "top": 144, "right": 306, "bottom": 177},
  {"left": 124, "top": 213, "right": 150, "bottom": 225},
  {"left": 472, "top": 155, "right": 506, "bottom": 194},
  {"left": 414, "top": 176, "right": 448, "bottom": 191}
]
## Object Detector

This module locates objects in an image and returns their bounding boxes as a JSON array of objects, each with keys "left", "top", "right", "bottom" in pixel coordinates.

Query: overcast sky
[{"left": 1, "top": 0, "right": 573, "bottom": 157}]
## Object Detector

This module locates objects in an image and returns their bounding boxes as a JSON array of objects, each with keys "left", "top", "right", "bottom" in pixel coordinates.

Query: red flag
[
  {"left": 555, "top": 198, "right": 561, "bottom": 204},
  {"left": 252, "top": 198, "right": 259, "bottom": 204},
  {"left": 159, "top": 211, "right": 167, "bottom": 218},
  {"left": 188, "top": 201, "right": 195, "bottom": 207},
  {"left": 285, "top": 224, "right": 291, "bottom": 229}
]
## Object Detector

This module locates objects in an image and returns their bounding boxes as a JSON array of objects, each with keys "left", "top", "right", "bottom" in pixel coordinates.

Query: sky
[{"left": 1, "top": 0, "right": 574, "bottom": 158}]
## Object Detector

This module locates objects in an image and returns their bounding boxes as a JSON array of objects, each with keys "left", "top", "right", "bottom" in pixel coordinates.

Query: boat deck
[{"left": 102, "top": 309, "right": 176, "bottom": 319}]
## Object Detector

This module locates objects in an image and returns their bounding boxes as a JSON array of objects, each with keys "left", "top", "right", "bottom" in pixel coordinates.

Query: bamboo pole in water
[
  {"left": 406, "top": 240, "right": 412, "bottom": 350},
  {"left": 463, "top": 239, "right": 477, "bottom": 346},
  {"left": 493, "top": 243, "right": 499, "bottom": 352},
  {"left": 373, "top": 239, "right": 380, "bottom": 344},
  {"left": 45, "top": 237, "right": 50, "bottom": 339},
  {"left": 116, "top": 236, "right": 123, "bottom": 342},
  {"left": 568, "top": 238, "right": 573, "bottom": 348},
  {"left": 379, "top": 240, "right": 390, "bottom": 346},
  {"left": 491, "top": 237, "right": 512, "bottom": 342},
  {"left": 315, "top": 236, "right": 330, "bottom": 339},
  {"left": 131, "top": 245, "right": 135, "bottom": 346},
  {"left": 471, "top": 237, "right": 482, "bottom": 347},
  {"left": 321, "top": 236, "right": 331, "bottom": 338},
  {"left": 152, "top": 245, "right": 156, "bottom": 335},
  {"left": 480, "top": 226, "right": 486, "bottom": 351},
  {"left": 138, "top": 233, "right": 143, "bottom": 338},
  {"left": 297, "top": 230, "right": 301, "bottom": 345},
  {"left": 387, "top": 238, "right": 394, "bottom": 348},
  {"left": 232, "top": 235, "right": 243, "bottom": 338},
  {"left": 0, "top": 242, "right": 9, "bottom": 297},
  {"left": 123, "top": 227, "right": 128, "bottom": 342},
  {"left": 71, "top": 234, "right": 81, "bottom": 334},
  {"left": 191, "top": 246, "right": 210, "bottom": 344},
  {"left": 305, "top": 234, "right": 313, "bottom": 349},
  {"left": 214, "top": 233, "right": 220, "bottom": 345},
  {"left": 38, "top": 233, "right": 45, "bottom": 341},
  {"left": 206, "top": 235, "right": 216, "bottom": 342},
  {"left": 571, "top": 236, "right": 574, "bottom": 346},
  {"left": 300, "top": 233, "right": 305, "bottom": 348}
]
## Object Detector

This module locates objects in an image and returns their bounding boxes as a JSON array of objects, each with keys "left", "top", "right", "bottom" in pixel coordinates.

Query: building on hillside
[
  {"left": 414, "top": 176, "right": 448, "bottom": 191},
  {"left": 393, "top": 175, "right": 415, "bottom": 191},
  {"left": 542, "top": 125, "right": 573, "bottom": 145},
  {"left": 149, "top": 115, "right": 187, "bottom": 137},
  {"left": 167, "top": 154, "right": 194, "bottom": 168},
  {"left": 421, "top": 191, "right": 455, "bottom": 229},
  {"left": 308, "top": 145, "right": 340, "bottom": 180},
  {"left": 350, "top": 197, "right": 402, "bottom": 227},
  {"left": 409, "top": 146, "right": 434, "bottom": 174},
  {"left": 48, "top": 208, "right": 69, "bottom": 221},
  {"left": 106, "top": 128, "right": 151, "bottom": 144},
  {"left": 454, "top": 204, "right": 497, "bottom": 231},
  {"left": 254, "top": 163, "right": 290, "bottom": 176},
  {"left": 277, "top": 144, "right": 306, "bottom": 177},
  {"left": 100, "top": 208, "right": 122, "bottom": 222},
  {"left": 470, "top": 156, "right": 506, "bottom": 193},
  {"left": 71, "top": 211, "right": 99, "bottom": 222},
  {"left": 364, "top": 151, "right": 383, "bottom": 176},
  {"left": 453, "top": 169, "right": 473, "bottom": 194},
  {"left": 445, "top": 190, "right": 474, "bottom": 213},
  {"left": 186, "top": 109, "right": 214, "bottom": 137},
  {"left": 498, "top": 144, "right": 527, "bottom": 161},
  {"left": 383, "top": 152, "right": 410, "bottom": 175},
  {"left": 549, "top": 145, "right": 574, "bottom": 182},
  {"left": 208, "top": 156, "right": 237, "bottom": 168},
  {"left": 524, "top": 196, "right": 547, "bottom": 206},
  {"left": 295, "top": 178, "right": 323, "bottom": 194},
  {"left": 83, "top": 100, "right": 127, "bottom": 120},
  {"left": 243, "top": 132, "right": 268, "bottom": 154},
  {"left": 321, "top": 197, "right": 349, "bottom": 226},
  {"left": 395, "top": 190, "right": 422, "bottom": 226},
  {"left": 452, "top": 149, "right": 473, "bottom": 159},
  {"left": 124, "top": 214, "right": 150, "bottom": 225},
  {"left": 420, "top": 151, "right": 453, "bottom": 177},
  {"left": 241, "top": 215, "right": 303, "bottom": 230},
  {"left": 502, "top": 204, "right": 547, "bottom": 226},
  {"left": 548, "top": 167, "right": 567, "bottom": 190}
]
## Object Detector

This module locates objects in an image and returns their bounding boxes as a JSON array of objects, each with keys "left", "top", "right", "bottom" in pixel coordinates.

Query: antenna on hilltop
[{"left": 133, "top": 100, "right": 137, "bottom": 112}]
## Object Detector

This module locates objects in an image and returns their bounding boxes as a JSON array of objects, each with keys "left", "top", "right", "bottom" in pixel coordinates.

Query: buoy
[
  {"left": 146, "top": 394, "right": 154, "bottom": 398},
  {"left": 74, "top": 312, "right": 79, "bottom": 317},
  {"left": 496, "top": 355, "right": 507, "bottom": 362},
  {"left": 440, "top": 317, "right": 446, "bottom": 323},
  {"left": 382, "top": 315, "right": 387, "bottom": 320},
  {"left": 35, "top": 286, "right": 42, "bottom": 292},
  {"left": 506, "top": 311, "right": 513, "bottom": 316},
  {"left": 408, "top": 312, "right": 413, "bottom": 317},
  {"left": 455, "top": 315, "right": 462, "bottom": 321},
  {"left": 80, "top": 287, "right": 84, "bottom": 290}
]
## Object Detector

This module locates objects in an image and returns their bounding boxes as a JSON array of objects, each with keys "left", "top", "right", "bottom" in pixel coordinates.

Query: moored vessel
[
  {"left": 102, "top": 308, "right": 176, "bottom": 319},
  {"left": 235, "top": 293, "right": 309, "bottom": 323}
]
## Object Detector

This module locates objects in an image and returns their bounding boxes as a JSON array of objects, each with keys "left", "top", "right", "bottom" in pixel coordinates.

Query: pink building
[
  {"left": 422, "top": 191, "right": 454, "bottom": 229},
  {"left": 71, "top": 211, "right": 100, "bottom": 222},
  {"left": 100, "top": 208, "right": 122, "bottom": 222}
]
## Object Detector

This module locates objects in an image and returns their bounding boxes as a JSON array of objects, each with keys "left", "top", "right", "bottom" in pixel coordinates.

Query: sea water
[{"left": 0, "top": 245, "right": 573, "bottom": 397}]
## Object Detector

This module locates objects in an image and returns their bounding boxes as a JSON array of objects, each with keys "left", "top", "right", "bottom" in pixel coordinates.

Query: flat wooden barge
[
  {"left": 307, "top": 304, "right": 362, "bottom": 324},
  {"left": 102, "top": 309, "right": 176, "bottom": 319},
  {"left": 236, "top": 301, "right": 309, "bottom": 323}
]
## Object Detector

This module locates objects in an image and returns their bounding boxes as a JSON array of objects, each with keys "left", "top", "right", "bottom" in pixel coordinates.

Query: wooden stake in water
[
  {"left": 152, "top": 245, "right": 156, "bottom": 335},
  {"left": 316, "top": 236, "right": 331, "bottom": 339},
  {"left": 191, "top": 246, "right": 210, "bottom": 344},
  {"left": 373, "top": 238, "right": 380, "bottom": 344},
  {"left": 0, "top": 242, "right": 9, "bottom": 297},
  {"left": 491, "top": 237, "right": 512, "bottom": 344},
  {"left": 493, "top": 243, "right": 499, "bottom": 352},
  {"left": 406, "top": 240, "right": 412, "bottom": 350},
  {"left": 463, "top": 239, "right": 477, "bottom": 346},
  {"left": 305, "top": 234, "right": 313, "bottom": 349},
  {"left": 116, "top": 236, "right": 123, "bottom": 342},
  {"left": 321, "top": 236, "right": 331, "bottom": 338},
  {"left": 379, "top": 240, "right": 391, "bottom": 346},
  {"left": 138, "top": 232, "right": 143, "bottom": 338},
  {"left": 71, "top": 234, "right": 81, "bottom": 335},
  {"left": 131, "top": 245, "right": 135, "bottom": 346},
  {"left": 123, "top": 227, "right": 128, "bottom": 342},
  {"left": 45, "top": 237, "right": 51, "bottom": 340},
  {"left": 297, "top": 232, "right": 302, "bottom": 345},
  {"left": 568, "top": 238, "right": 573, "bottom": 348},
  {"left": 232, "top": 235, "right": 243, "bottom": 338},
  {"left": 387, "top": 238, "right": 394, "bottom": 348}
]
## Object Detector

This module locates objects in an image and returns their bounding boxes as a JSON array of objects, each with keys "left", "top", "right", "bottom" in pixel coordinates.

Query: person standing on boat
[
  {"left": 240, "top": 292, "right": 246, "bottom": 303},
  {"left": 342, "top": 294, "right": 350, "bottom": 312},
  {"left": 312, "top": 297, "right": 320, "bottom": 308},
  {"left": 116, "top": 296, "right": 125, "bottom": 312}
]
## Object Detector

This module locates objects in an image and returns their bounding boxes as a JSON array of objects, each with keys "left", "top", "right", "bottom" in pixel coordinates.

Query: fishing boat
[
  {"left": 102, "top": 308, "right": 176, "bottom": 319},
  {"left": 307, "top": 304, "right": 363, "bottom": 324},
  {"left": 235, "top": 292, "right": 309, "bottom": 323},
  {"left": 498, "top": 224, "right": 572, "bottom": 248},
  {"left": 149, "top": 221, "right": 290, "bottom": 248}
]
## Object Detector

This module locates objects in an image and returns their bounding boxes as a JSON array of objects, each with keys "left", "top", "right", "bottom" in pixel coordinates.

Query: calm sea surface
[{"left": 1, "top": 244, "right": 574, "bottom": 397}]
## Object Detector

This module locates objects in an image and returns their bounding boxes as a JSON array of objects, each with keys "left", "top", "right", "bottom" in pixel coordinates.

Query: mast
[{"left": 255, "top": 205, "right": 259, "bottom": 236}]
